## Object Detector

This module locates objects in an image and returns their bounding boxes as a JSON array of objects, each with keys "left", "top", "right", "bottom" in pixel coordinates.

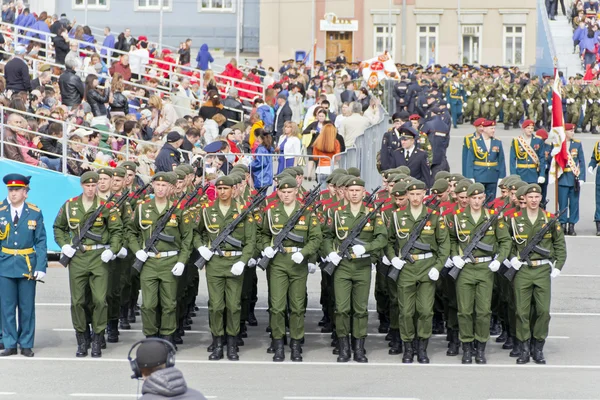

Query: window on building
[
  {"left": 374, "top": 25, "right": 395, "bottom": 58},
  {"left": 200, "top": 0, "right": 234, "bottom": 11},
  {"left": 462, "top": 25, "right": 481, "bottom": 65},
  {"left": 417, "top": 25, "right": 437, "bottom": 66},
  {"left": 504, "top": 25, "right": 524, "bottom": 65},
  {"left": 135, "top": 0, "right": 170, "bottom": 10},
  {"left": 73, "top": 0, "right": 109, "bottom": 9}
]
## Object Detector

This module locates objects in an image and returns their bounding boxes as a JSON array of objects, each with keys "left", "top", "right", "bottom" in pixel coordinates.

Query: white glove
[
  {"left": 34, "top": 271, "right": 46, "bottom": 281},
  {"left": 61, "top": 244, "right": 76, "bottom": 258},
  {"left": 537, "top": 176, "right": 546, "bottom": 184},
  {"left": 549, "top": 105, "right": 552, "bottom": 110},
  {"left": 488, "top": 260, "right": 501, "bottom": 272},
  {"left": 580, "top": 179, "right": 585, "bottom": 183},
  {"left": 263, "top": 246, "right": 276, "bottom": 259},
  {"left": 382, "top": 255, "right": 391, "bottom": 266},
  {"left": 291, "top": 252, "right": 304, "bottom": 264},
  {"left": 597, "top": 99, "right": 600, "bottom": 104},
  {"left": 513, "top": 101, "right": 517, "bottom": 106},
  {"left": 482, "top": 97, "right": 487, "bottom": 103},
  {"left": 391, "top": 257, "right": 406, "bottom": 270},
  {"left": 248, "top": 258, "right": 257, "bottom": 267},
  {"left": 510, "top": 256, "right": 523, "bottom": 271},
  {"left": 502, "top": 94, "right": 508, "bottom": 101},
  {"left": 428, "top": 268, "right": 440, "bottom": 281},
  {"left": 550, "top": 268, "right": 561, "bottom": 278},
  {"left": 467, "top": 91, "right": 471, "bottom": 96},
  {"left": 171, "top": 262, "right": 185, "bottom": 276},
  {"left": 100, "top": 249, "right": 114, "bottom": 263},
  {"left": 198, "top": 246, "right": 213, "bottom": 261},
  {"left": 452, "top": 256, "right": 466, "bottom": 269},
  {"left": 352, "top": 244, "right": 366, "bottom": 257},
  {"left": 477, "top": 98, "right": 481, "bottom": 104},
  {"left": 231, "top": 261, "right": 245, "bottom": 276},
  {"left": 495, "top": 101, "right": 500, "bottom": 108},
  {"left": 135, "top": 250, "right": 148, "bottom": 262},
  {"left": 526, "top": 99, "right": 531, "bottom": 105},
  {"left": 117, "top": 247, "right": 128, "bottom": 258},
  {"left": 589, "top": 166, "right": 596, "bottom": 175},
  {"left": 444, "top": 258, "right": 453, "bottom": 268},
  {"left": 590, "top": 99, "right": 594, "bottom": 104},
  {"left": 308, "top": 263, "right": 317, "bottom": 274},
  {"left": 328, "top": 252, "right": 342, "bottom": 266},
  {"left": 568, "top": 98, "right": 574, "bottom": 104}
]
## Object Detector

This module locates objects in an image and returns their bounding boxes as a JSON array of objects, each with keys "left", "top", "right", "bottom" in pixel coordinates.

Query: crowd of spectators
[{"left": 570, "top": 0, "right": 600, "bottom": 71}]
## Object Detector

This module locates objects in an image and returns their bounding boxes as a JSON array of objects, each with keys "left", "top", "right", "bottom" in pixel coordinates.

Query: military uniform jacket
[
  {"left": 0, "top": 200, "right": 47, "bottom": 278},
  {"left": 54, "top": 195, "right": 123, "bottom": 255},
  {"left": 194, "top": 199, "right": 255, "bottom": 265},
  {"left": 391, "top": 147, "right": 433, "bottom": 188},
  {"left": 447, "top": 206, "right": 511, "bottom": 263},
  {"left": 465, "top": 136, "right": 507, "bottom": 183},
  {"left": 462, "top": 132, "right": 478, "bottom": 177},
  {"left": 509, "top": 136, "right": 545, "bottom": 183},
  {"left": 323, "top": 204, "right": 387, "bottom": 266},
  {"left": 381, "top": 128, "right": 403, "bottom": 171},
  {"left": 422, "top": 116, "right": 450, "bottom": 166},
  {"left": 587, "top": 140, "right": 600, "bottom": 184},
  {"left": 128, "top": 198, "right": 193, "bottom": 265},
  {"left": 385, "top": 206, "right": 450, "bottom": 270},
  {"left": 558, "top": 139, "right": 586, "bottom": 187},
  {"left": 508, "top": 209, "right": 567, "bottom": 270}
]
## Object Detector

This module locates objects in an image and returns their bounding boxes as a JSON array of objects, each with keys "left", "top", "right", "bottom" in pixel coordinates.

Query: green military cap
[
  {"left": 467, "top": 183, "right": 486, "bottom": 196},
  {"left": 455, "top": 179, "right": 471, "bottom": 194},
  {"left": 407, "top": 180, "right": 426, "bottom": 191},
  {"left": 215, "top": 176, "right": 235, "bottom": 187},
  {"left": 325, "top": 174, "right": 337, "bottom": 183},
  {"left": 391, "top": 182, "right": 408, "bottom": 196},
  {"left": 381, "top": 170, "right": 395, "bottom": 180},
  {"left": 434, "top": 171, "right": 451, "bottom": 181},
  {"left": 119, "top": 161, "right": 137, "bottom": 172},
  {"left": 97, "top": 167, "right": 113, "bottom": 177},
  {"left": 283, "top": 167, "right": 299, "bottom": 177},
  {"left": 291, "top": 166, "right": 304, "bottom": 176},
  {"left": 498, "top": 176, "right": 510, "bottom": 189},
  {"left": 331, "top": 168, "right": 347, "bottom": 175},
  {"left": 515, "top": 185, "right": 528, "bottom": 200},
  {"left": 346, "top": 167, "right": 361, "bottom": 177},
  {"left": 165, "top": 172, "right": 178, "bottom": 185},
  {"left": 278, "top": 177, "right": 298, "bottom": 189},
  {"left": 274, "top": 172, "right": 290, "bottom": 182},
  {"left": 112, "top": 167, "right": 127, "bottom": 178},
  {"left": 508, "top": 180, "right": 527, "bottom": 191},
  {"left": 232, "top": 164, "right": 249, "bottom": 173},
  {"left": 524, "top": 183, "right": 542, "bottom": 195},
  {"left": 331, "top": 174, "right": 347, "bottom": 186},
  {"left": 229, "top": 173, "right": 244, "bottom": 185},
  {"left": 178, "top": 164, "right": 195, "bottom": 174},
  {"left": 397, "top": 166, "right": 411, "bottom": 175},
  {"left": 174, "top": 168, "right": 186, "bottom": 180},
  {"left": 507, "top": 174, "right": 521, "bottom": 180},
  {"left": 152, "top": 172, "right": 167, "bottom": 183},
  {"left": 449, "top": 173, "right": 465, "bottom": 183},
  {"left": 80, "top": 171, "right": 99, "bottom": 184},
  {"left": 346, "top": 177, "right": 365, "bottom": 187},
  {"left": 390, "top": 174, "right": 404, "bottom": 183},
  {"left": 431, "top": 179, "right": 449, "bottom": 195},
  {"left": 336, "top": 175, "right": 351, "bottom": 187}
]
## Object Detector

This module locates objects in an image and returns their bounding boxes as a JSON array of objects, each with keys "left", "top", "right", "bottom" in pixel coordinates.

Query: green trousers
[
  {"left": 386, "top": 276, "right": 399, "bottom": 330},
  {"left": 513, "top": 264, "right": 552, "bottom": 341},
  {"left": 68, "top": 251, "right": 108, "bottom": 334},
  {"left": 456, "top": 263, "right": 494, "bottom": 343},
  {"left": 333, "top": 260, "right": 371, "bottom": 338},
  {"left": 442, "top": 274, "right": 458, "bottom": 331},
  {"left": 107, "top": 258, "right": 123, "bottom": 321},
  {"left": 140, "top": 257, "right": 178, "bottom": 336},
  {"left": 269, "top": 259, "right": 308, "bottom": 340},
  {"left": 397, "top": 261, "right": 436, "bottom": 341},
  {"left": 206, "top": 258, "right": 244, "bottom": 337}
]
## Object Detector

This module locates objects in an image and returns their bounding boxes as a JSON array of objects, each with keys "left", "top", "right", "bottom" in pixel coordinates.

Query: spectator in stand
[
  {"left": 101, "top": 27, "right": 115, "bottom": 61},
  {"left": 287, "top": 84, "right": 304, "bottom": 125},
  {"left": 115, "top": 28, "right": 136, "bottom": 52},
  {"left": 357, "top": 87, "right": 371, "bottom": 112},
  {"left": 154, "top": 49, "right": 176, "bottom": 79},
  {"left": 136, "top": 144, "right": 157, "bottom": 183},
  {"left": 274, "top": 93, "right": 292, "bottom": 138},
  {"left": 25, "top": 11, "right": 50, "bottom": 45},
  {"left": 203, "top": 70, "right": 219, "bottom": 93},
  {"left": 338, "top": 102, "right": 373, "bottom": 147},
  {"left": 15, "top": 7, "right": 35, "bottom": 29},
  {"left": 109, "top": 54, "right": 132, "bottom": 82},
  {"left": 155, "top": 131, "right": 183, "bottom": 172},
  {"left": 66, "top": 133, "right": 92, "bottom": 176},
  {"left": 250, "top": 129, "right": 274, "bottom": 189},
  {"left": 320, "top": 99, "right": 337, "bottom": 123},
  {"left": 31, "top": 71, "right": 51, "bottom": 92},
  {"left": 225, "top": 127, "right": 243, "bottom": 157},
  {"left": 5, "top": 46, "right": 31, "bottom": 93},
  {"left": 85, "top": 73, "right": 111, "bottom": 125},
  {"left": 129, "top": 40, "right": 149, "bottom": 80},
  {"left": 109, "top": 73, "right": 128, "bottom": 117},
  {"left": 340, "top": 81, "right": 357, "bottom": 104},
  {"left": 172, "top": 77, "right": 197, "bottom": 119},
  {"left": 65, "top": 41, "right": 82, "bottom": 71},
  {"left": 579, "top": 26, "right": 598, "bottom": 68},
  {"left": 195, "top": 43, "right": 214, "bottom": 71},
  {"left": 312, "top": 123, "right": 341, "bottom": 186},
  {"left": 2, "top": 4, "right": 15, "bottom": 23},
  {"left": 302, "top": 107, "right": 328, "bottom": 180},
  {"left": 276, "top": 121, "right": 302, "bottom": 174},
  {"left": 221, "top": 87, "right": 244, "bottom": 128},
  {"left": 178, "top": 38, "right": 192, "bottom": 66},
  {"left": 149, "top": 95, "right": 177, "bottom": 139},
  {"left": 139, "top": 109, "right": 154, "bottom": 141},
  {"left": 199, "top": 90, "right": 224, "bottom": 120},
  {"left": 39, "top": 122, "right": 63, "bottom": 171},
  {"left": 52, "top": 28, "right": 70, "bottom": 66},
  {"left": 335, "top": 102, "right": 351, "bottom": 131},
  {"left": 3, "top": 113, "right": 43, "bottom": 167},
  {"left": 180, "top": 128, "right": 201, "bottom": 163},
  {"left": 204, "top": 113, "right": 226, "bottom": 144},
  {"left": 584, "top": 0, "right": 599, "bottom": 13},
  {"left": 59, "top": 58, "right": 85, "bottom": 109}
]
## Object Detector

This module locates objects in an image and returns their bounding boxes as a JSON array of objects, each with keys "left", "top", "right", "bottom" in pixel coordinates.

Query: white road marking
[
  {"left": 70, "top": 395, "right": 216, "bottom": 399},
  {"left": 560, "top": 274, "right": 600, "bottom": 277},
  {"left": 0, "top": 394, "right": 17, "bottom": 396},
  {"left": 285, "top": 397, "right": 419, "bottom": 400},
  {"left": 551, "top": 312, "right": 600, "bottom": 316}
]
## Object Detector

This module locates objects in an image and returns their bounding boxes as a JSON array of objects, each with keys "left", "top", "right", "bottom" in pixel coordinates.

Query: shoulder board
[
  {"left": 144, "top": 199, "right": 152, "bottom": 204},
  {"left": 251, "top": 189, "right": 258, "bottom": 195},
  {"left": 546, "top": 211, "right": 553, "bottom": 218},
  {"left": 381, "top": 203, "right": 395, "bottom": 212},
  {"left": 320, "top": 189, "right": 329, "bottom": 195},
  {"left": 320, "top": 198, "right": 334, "bottom": 206},
  {"left": 423, "top": 194, "right": 435, "bottom": 203},
  {"left": 438, "top": 201, "right": 452, "bottom": 209},
  {"left": 265, "top": 199, "right": 279, "bottom": 209},
  {"left": 337, "top": 205, "right": 347, "bottom": 211},
  {"left": 572, "top": 139, "right": 581, "bottom": 143},
  {"left": 508, "top": 211, "right": 522, "bottom": 219},
  {"left": 454, "top": 208, "right": 465, "bottom": 215},
  {"left": 266, "top": 192, "right": 277, "bottom": 199},
  {"left": 325, "top": 201, "right": 340, "bottom": 210},
  {"left": 68, "top": 196, "right": 79, "bottom": 202},
  {"left": 0, "top": 205, "right": 7, "bottom": 212},
  {"left": 177, "top": 201, "right": 186, "bottom": 210},
  {"left": 427, "top": 208, "right": 437, "bottom": 215},
  {"left": 26, "top": 202, "right": 40, "bottom": 211},
  {"left": 296, "top": 196, "right": 304, "bottom": 202},
  {"left": 398, "top": 206, "right": 407, "bottom": 212},
  {"left": 442, "top": 208, "right": 454, "bottom": 216}
]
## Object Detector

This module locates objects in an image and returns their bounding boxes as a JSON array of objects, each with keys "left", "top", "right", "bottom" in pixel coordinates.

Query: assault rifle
[{"left": 363, "top": 186, "right": 381, "bottom": 208}]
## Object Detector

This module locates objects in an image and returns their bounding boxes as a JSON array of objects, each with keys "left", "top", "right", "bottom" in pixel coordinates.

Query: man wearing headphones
[{"left": 130, "top": 338, "right": 206, "bottom": 399}]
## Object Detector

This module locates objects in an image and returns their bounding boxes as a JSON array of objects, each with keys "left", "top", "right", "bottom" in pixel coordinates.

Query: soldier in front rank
[
  {"left": 558, "top": 123, "right": 585, "bottom": 236},
  {"left": 448, "top": 183, "right": 511, "bottom": 364},
  {"left": 509, "top": 120, "right": 546, "bottom": 184},
  {"left": 195, "top": 176, "right": 255, "bottom": 361},
  {"left": 324, "top": 177, "right": 388, "bottom": 363},
  {"left": 386, "top": 180, "right": 450, "bottom": 364},
  {"left": 53, "top": 171, "right": 123, "bottom": 358},
  {"left": 430, "top": 179, "right": 451, "bottom": 336},
  {"left": 506, "top": 184, "right": 567, "bottom": 364}
]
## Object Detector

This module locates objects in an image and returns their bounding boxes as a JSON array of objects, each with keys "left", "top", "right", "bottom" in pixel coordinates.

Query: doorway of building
[{"left": 326, "top": 31, "right": 353, "bottom": 61}]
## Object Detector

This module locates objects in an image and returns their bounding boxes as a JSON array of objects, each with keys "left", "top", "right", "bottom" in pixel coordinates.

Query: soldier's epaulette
[
  {"left": 320, "top": 197, "right": 334, "bottom": 206},
  {"left": 427, "top": 208, "right": 437, "bottom": 215},
  {"left": 438, "top": 201, "right": 452, "bottom": 209},
  {"left": 0, "top": 205, "right": 6, "bottom": 212},
  {"left": 397, "top": 206, "right": 407, "bottom": 212},
  {"left": 572, "top": 139, "right": 581, "bottom": 143},
  {"left": 442, "top": 208, "right": 455, "bottom": 216},
  {"left": 546, "top": 211, "right": 554, "bottom": 218},
  {"left": 202, "top": 201, "right": 215, "bottom": 209},
  {"left": 507, "top": 210, "right": 522, "bottom": 219},
  {"left": 266, "top": 191, "right": 277, "bottom": 199},
  {"left": 68, "top": 196, "right": 79, "bottom": 202},
  {"left": 381, "top": 203, "right": 395, "bottom": 212},
  {"left": 251, "top": 189, "right": 258, "bottom": 195},
  {"left": 423, "top": 194, "right": 435, "bottom": 204},
  {"left": 454, "top": 208, "right": 465, "bottom": 215},
  {"left": 325, "top": 201, "right": 340, "bottom": 210},
  {"left": 337, "top": 205, "right": 347, "bottom": 211},
  {"left": 263, "top": 199, "right": 279, "bottom": 212},
  {"left": 320, "top": 189, "right": 329, "bottom": 195},
  {"left": 144, "top": 198, "right": 152, "bottom": 204},
  {"left": 26, "top": 202, "right": 40, "bottom": 212},
  {"left": 177, "top": 200, "right": 186, "bottom": 210}
]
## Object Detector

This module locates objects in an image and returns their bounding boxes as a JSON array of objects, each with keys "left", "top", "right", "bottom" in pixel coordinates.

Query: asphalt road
[{"left": 1, "top": 125, "right": 600, "bottom": 400}]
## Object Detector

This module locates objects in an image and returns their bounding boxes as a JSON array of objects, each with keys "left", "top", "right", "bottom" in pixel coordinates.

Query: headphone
[{"left": 128, "top": 338, "right": 176, "bottom": 380}]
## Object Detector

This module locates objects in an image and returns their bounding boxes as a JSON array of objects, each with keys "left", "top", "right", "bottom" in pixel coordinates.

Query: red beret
[
  {"left": 564, "top": 123, "right": 575, "bottom": 131},
  {"left": 409, "top": 114, "right": 420, "bottom": 121},
  {"left": 473, "top": 118, "right": 485, "bottom": 127},
  {"left": 535, "top": 129, "right": 548, "bottom": 140},
  {"left": 522, "top": 119, "right": 535, "bottom": 129},
  {"left": 482, "top": 120, "right": 496, "bottom": 127}
]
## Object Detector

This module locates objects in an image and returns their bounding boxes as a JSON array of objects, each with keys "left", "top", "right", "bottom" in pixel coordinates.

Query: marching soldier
[
  {"left": 509, "top": 120, "right": 546, "bottom": 184},
  {"left": 558, "top": 123, "right": 585, "bottom": 236},
  {"left": 462, "top": 118, "right": 485, "bottom": 177},
  {"left": 582, "top": 81, "right": 600, "bottom": 134},
  {"left": 446, "top": 72, "right": 465, "bottom": 128},
  {"left": 507, "top": 184, "right": 567, "bottom": 364},
  {"left": 588, "top": 139, "right": 600, "bottom": 235},
  {"left": 54, "top": 171, "right": 123, "bottom": 358},
  {"left": 0, "top": 174, "right": 47, "bottom": 357}
]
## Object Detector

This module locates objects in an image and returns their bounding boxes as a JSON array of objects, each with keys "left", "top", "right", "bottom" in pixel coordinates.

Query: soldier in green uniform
[
  {"left": 448, "top": 183, "right": 511, "bottom": 364},
  {"left": 507, "top": 184, "right": 567, "bottom": 364},
  {"left": 324, "top": 178, "right": 387, "bottom": 363},
  {"left": 127, "top": 172, "right": 194, "bottom": 347},
  {"left": 386, "top": 180, "right": 450, "bottom": 364},
  {"left": 582, "top": 81, "right": 600, "bottom": 134},
  {"left": 497, "top": 74, "right": 514, "bottom": 130},
  {"left": 463, "top": 77, "right": 480, "bottom": 123},
  {"left": 195, "top": 176, "right": 255, "bottom": 361},
  {"left": 521, "top": 79, "right": 543, "bottom": 126},
  {"left": 53, "top": 171, "right": 123, "bottom": 358},
  {"left": 565, "top": 77, "right": 583, "bottom": 132}
]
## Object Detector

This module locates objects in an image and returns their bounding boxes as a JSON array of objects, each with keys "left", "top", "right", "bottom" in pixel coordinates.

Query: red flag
[{"left": 549, "top": 68, "right": 568, "bottom": 183}]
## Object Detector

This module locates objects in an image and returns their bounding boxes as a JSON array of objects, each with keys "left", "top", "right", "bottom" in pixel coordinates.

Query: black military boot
[
  {"left": 560, "top": 223, "right": 566, "bottom": 233},
  {"left": 416, "top": 339, "right": 430, "bottom": 364},
  {"left": 290, "top": 339, "right": 303, "bottom": 362},
  {"left": 510, "top": 339, "right": 522, "bottom": 357},
  {"left": 446, "top": 327, "right": 453, "bottom": 343},
  {"left": 91, "top": 333, "right": 103, "bottom": 358},
  {"left": 248, "top": 303, "right": 258, "bottom": 326},
  {"left": 208, "top": 336, "right": 223, "bottom": 360},
  {"left": 119, "top": 306, "right": 131, "bottom": 330},
  {"left": 568, "top": 223, "right": 577, "bottom": 236},
  {"left": 446, "top": 330, "right": 460, "bottom": 356},
  {"left": 272, "top": 338, "right": 285, "bottom": 362},
  {"left": 402, "top": 340, "right": 414, "bottom": 363},
  {"left": 489, "top": 317, "right": 502, "bottom": 335},
  {"left": 503, "top": 335, "right": 514, "bottom": 350},
  {"left": 530, "top": 338, "right": 537, "bottom": 356},
  {"left": 318, "top": 312, "right": 329, "bottom": 327},
  {"left": 174, "top": 323, "right": 183, "bottom": 345},
  {"left": 107, "top": 320, "right": 119, "bottom": 343},
  {"left": 462, "top": 342, "right": 473, "bottom": 364},
  {"left": 187, "top": 303, "right": 197, "bottom": 318},
  {"left": 84, "top": 325, "right": 92, "bottom": 349},
  {"left": 388, "top": 329, "right": 403, "bottom": 355},
  {"left": 378, "top": 313, "right": 390, "bottom": 334},
  {"left": 236, "top": 333, "right": 244, "bottom": 347},
  {"left": 127, "top": 306, "right": 136, "bottom": 323},
  {"left": 517, "top": 340, "right": 531, "bottom": 364},
  {"left": 321, "top": 320, "right": 333, "bottom": 333},
  {"left": 504, "top": 123, "right": 510, "bottom": 130},
  {"left": 532, "top": 339, "right": 546, "bottom": 364},
  {"left": 336, "top": 336, "right": 351, "bottom": 363},
  {"left": 596, "top": 221, "right": 600, "bottom": 236},
  {"left": 353, "top": 338, "right": 368, "bottom": 363},
  {"left": 226, "top": 336, "right": 239, "bottom": 361},
  {"left": 514, "top": 121, "right": 521, "bottom": 129},
  {"left": 475, "top": 341, "right": 487, "bottom": 364},
  {"left": 160, "top": 335, "right": 177, "bottom": 351},
  {"left": 100, "top": 333, "right": 106, "bottom": 349},
  {"left": 592, "top": 127, "right": 599, "bottom": 135},
  {"left": 240, "top": 322, "right": 248, "bottom": 338},
  {"left": 75, "top": 332, "right": 88, "bottom": 357},
  {"left": 432, "top": 313, "right": 444, "bottom": 334},
  {"left": 496, "top": 324, "right": 508, "bottom": 343}
]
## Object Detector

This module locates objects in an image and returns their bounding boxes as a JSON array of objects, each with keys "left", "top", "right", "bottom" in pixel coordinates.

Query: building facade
[{"left": 260, "top": 0, "right": 537, "bottom": 69}]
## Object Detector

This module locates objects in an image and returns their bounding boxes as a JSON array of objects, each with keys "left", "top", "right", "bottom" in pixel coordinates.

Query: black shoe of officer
[
  {"left": 462, "top": 342, "right": 473, "bottom": 364},
  {"left": 378, "top": 313, "right": 390, "bottom": 334},
  {"left": 475, "top": 341, "right": 487, "bottom": 364},
  {"left": 388, "top": 329, "right": 403, "bottom": 355},
  {"left": 91, "top": 333, "right": 103, "bottom": 358},
  {"left": 502, "top": 335, "right": 514, "bottom": 350},
  {"left": 560, "top": 223, "right": 566, "bottom": 233},
  {"left": 402, "top": 340, "right": 414, "bottom": 363},
  {"left": 336, "top": 336, "right": 350, "bottom": 363},
  {"left": 517, "top": 340, "right": 531, "bottom": 364},
  {"left": 226, "top": 336, "right": 239, "bottom": 361},
  {"left": 241, "top": 322, "right": 248, "bottom": 338},
  {"left": 248, "top": 303, "right": 258, "bottom": 326},
  {"left": 119, "top": 306, "right": 131, "bottom": 330},
  {"left": 446, "top": 330, "right": 460, "bottom": 357},
  {"left": 496, "top": 329, "right": 507, "bottom": 343},
  {"left": 385, "top": 330, "right": 393, "bottom": 342},
  {"left": 272, "top": 338, "right": 285, "bottom": 362},
  {"left": 208, "top": 336, "right": 223, "bottom": 360},
  {"left": 510, "top": 340, "right": 522, "bottom": 357},
  {"left": 174, "top": 330, "right": 183, "bottom": 345},
  {"left": 107, "top": 320, "right": 119, "bottom": 343},
  {"left": 596, "top": 222, "right": 600, "bottom": 236},
  {"left": 318, "top": 314, "right": 328, "bottom": 327},
  {"left": 568, "top": 223, "right": 577, "bottom": 236},
  {"left": 127, "top": 306, "right": 136, "bottom": 323},
  {"left": 21, "top": 348, "right": 34, "bottom": 357},
  {"left": 321, "top": 322, "right": 333, "bottom": 333},
  {"left": 417, "top": 339, "right": 430, "bottom": 364},
  {"left": 290, "top": 339, "right": 303, "bottom": 362},
  {"left": 0, "top": 348, "right": 17, "bottom": 357},
  {"left": 532, "top": 339, "right": 547, "bottom": 364},
  {"left": 353, "top": 338, "right": 368, "bottom": 363}
]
